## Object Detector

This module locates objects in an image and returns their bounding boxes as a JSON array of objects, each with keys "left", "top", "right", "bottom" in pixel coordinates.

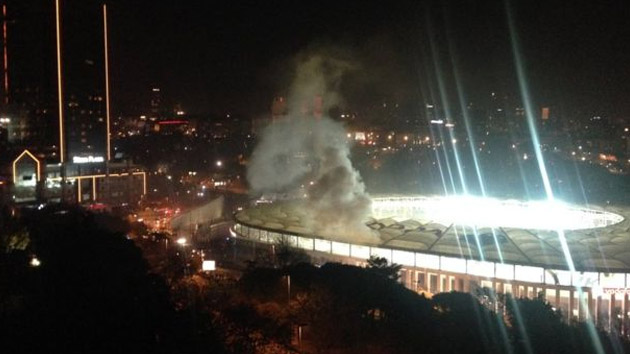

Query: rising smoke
[{"left": 247, "top": 51, "right": 376, "bottom": 242}]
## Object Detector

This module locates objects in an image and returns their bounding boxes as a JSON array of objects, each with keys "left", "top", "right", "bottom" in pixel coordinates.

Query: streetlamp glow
[
  {"left": 176, "top": 237, "right": 187, "bottom": 246},
  {"left": 202, "top": 260, "right": 216, "bottom": 271}
]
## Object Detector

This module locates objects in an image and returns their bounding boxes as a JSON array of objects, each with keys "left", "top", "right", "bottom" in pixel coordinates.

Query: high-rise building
[
  {"left": 62, "top": 2, "right": 108, "bottom": 163},
  {"left": 2, "top": 2, "right": 146, "bottom": 206},
  {"left": 0, "top": 2, "right": 57, "bottom": 159},
  {"left": 150, "top": 87, "right": 162, "bottom": 119}
]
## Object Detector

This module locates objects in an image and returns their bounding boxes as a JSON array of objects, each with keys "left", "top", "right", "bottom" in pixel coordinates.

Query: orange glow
[
  {"left": 541, "top": 107, "right": 550, "bottom": 120},
  {"left": 103, "top": 4, "right": 111, "bottom": 161},
  {"left": 55, "top": 0, "right": 65, "bottom": 163},
  {"left": 12, "top": 150, "right": 41, "bottom": 184},
  {"left": 48, "top": 170, "right": 147, "bottom": 199},
  {"left": 599, "top": 154, "right": 618, "bottom": 162},
  {"left": 2, "top": 4, "right": 9, "bottom": 105},
  {"left": 141, "top": 171, "right": 147, "bottom": 195},
  {"left": 77, "top": 179, "right": 82, "bottom": 203},
  {"left": 47, "top": 171, "right": 146, "bottom": 181},
  {"left": 92, "top": 176, "right": 97, "bottom": 201}
]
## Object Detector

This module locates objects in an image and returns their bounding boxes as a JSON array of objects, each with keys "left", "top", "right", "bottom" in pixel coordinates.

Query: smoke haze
[{"left": 247, "top": 51, "right": 375, "bottom": 242}]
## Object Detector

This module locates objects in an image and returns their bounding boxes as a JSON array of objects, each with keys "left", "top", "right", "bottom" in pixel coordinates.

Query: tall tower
[
  {"left": 150, "top": 87, "right": 161, "bottom": 119},
  {"left": 2, "top": 3, "right": 9, "bottom": 106},
  {"left": 55, "top": 0, "right": 65, "bottom": 163},
  {"left": 103, "top": 3, "right": 111, "bottom": 161}
]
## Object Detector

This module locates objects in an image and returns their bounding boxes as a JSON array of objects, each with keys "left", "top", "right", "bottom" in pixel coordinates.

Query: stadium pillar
[
  {"left": 609, "top": 293, "right": 615, "bottom": 331},
  {"left": 578, "top": 289, "right": 588, "bottom": 322},
  {"left": 623, "top": 293, "right": 629, "bottom": 335},
  {"left": 596, "top": 295, "right": 602, "bottom": 326},
  {"left": 497, "top": 282, "right": 504, "bottom": 296},
  {"left": 568, "top": 289, "right": 575, "bottom": 322},
  {"left": 587, "top": 290, "right": 594, "bottom": 321},
  {"left": 461, "top": 277, "right": 469, "bottom": 292}
]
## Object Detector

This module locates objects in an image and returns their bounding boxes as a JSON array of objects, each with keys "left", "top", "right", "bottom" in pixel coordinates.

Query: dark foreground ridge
[{"left": 1, "top": 205, "right": 629, "bottom": 353}]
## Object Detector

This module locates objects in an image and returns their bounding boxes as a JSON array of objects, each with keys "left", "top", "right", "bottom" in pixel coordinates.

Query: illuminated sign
[
  {"left": 202, "top": 260, "right": 216, "bottom": 271},
  {"left": 73, "top": 155, "right": 105, "bottom": 164},
  {"left": 13, "top": 150, "right": 41, "bottom": 184},
  {"left": 158, "top": 120, "right": 188, "bottom": 125},
  {"left": 354, "top": 132, "right": 366, "bottom": 141}
]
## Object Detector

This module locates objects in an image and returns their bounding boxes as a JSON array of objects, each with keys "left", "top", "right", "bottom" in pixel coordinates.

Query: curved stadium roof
[{"left": 234, "top": 196, "right": 630, "bottom": 273}]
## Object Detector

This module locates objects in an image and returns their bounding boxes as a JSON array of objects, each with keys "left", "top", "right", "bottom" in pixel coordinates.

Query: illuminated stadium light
[{"left": 371, "top": 196, "right": 624, "bottom": 231}]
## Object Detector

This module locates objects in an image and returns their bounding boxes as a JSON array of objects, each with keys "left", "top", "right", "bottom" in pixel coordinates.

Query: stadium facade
[{"left": 233, "top": 195, "right": 630, "bottom": 333}]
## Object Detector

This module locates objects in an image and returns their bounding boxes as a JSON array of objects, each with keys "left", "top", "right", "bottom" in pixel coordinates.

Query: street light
[{"left": 176, "top": 237, "right": 190, "bottom": 276}]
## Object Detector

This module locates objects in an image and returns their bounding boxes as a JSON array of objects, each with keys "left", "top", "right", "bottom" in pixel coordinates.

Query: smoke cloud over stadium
[{"left": 247, "top": 50, "right": 375, "bottom": 242}]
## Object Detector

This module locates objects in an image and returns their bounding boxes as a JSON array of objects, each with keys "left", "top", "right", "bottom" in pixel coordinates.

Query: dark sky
[{"left": 7, "top": 0, "right": 630, "bottom": 120}]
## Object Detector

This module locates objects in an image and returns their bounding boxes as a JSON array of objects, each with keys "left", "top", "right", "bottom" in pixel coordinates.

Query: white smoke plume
[{"left": 247, "top": 51, "right": 375, "bottom": 242}]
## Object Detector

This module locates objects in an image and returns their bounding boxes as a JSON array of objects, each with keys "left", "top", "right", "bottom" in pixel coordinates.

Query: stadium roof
[{"left": 234, "top": 197, "right": 630, "bottom": 272}]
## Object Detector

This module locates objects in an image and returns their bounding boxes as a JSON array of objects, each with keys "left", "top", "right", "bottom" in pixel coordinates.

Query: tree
[
  {"left": 366, "top": 255, "right": 401, "bottom": 281},
  {"left": 275, "top": 238, "right": 311, "bottom": 268},
  {"left": 432, "top": 291, "right": 507, "bottom": 353},
  {"left": 0, "top": 206, "right": 179, "bottom": 354}
]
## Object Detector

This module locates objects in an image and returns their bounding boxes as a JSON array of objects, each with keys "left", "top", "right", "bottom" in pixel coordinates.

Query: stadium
[{"left": 233, "top": 195, "right": 630, "bottom": 332}]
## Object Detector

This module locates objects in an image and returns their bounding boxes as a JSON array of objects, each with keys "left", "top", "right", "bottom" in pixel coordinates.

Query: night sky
[{"left": 7, "top": 0, "right": 630, "bottom": 119}]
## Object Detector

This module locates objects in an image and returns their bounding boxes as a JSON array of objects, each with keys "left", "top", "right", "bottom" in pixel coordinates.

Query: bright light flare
[
  {"left": 371, "top": 196, "right": 623, "bottom": 231},
  {"left": 202, "top": 260, "right": 216, "bottom": 271}
]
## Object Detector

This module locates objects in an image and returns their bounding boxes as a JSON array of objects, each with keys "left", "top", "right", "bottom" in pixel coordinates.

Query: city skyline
[{"left": 1, "top": 0, "right": 630, "bottom": 119}]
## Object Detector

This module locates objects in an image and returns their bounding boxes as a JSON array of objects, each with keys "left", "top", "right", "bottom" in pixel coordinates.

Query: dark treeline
[{"left": 1, "top": 206, "right": 628, "bottom": 353}]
